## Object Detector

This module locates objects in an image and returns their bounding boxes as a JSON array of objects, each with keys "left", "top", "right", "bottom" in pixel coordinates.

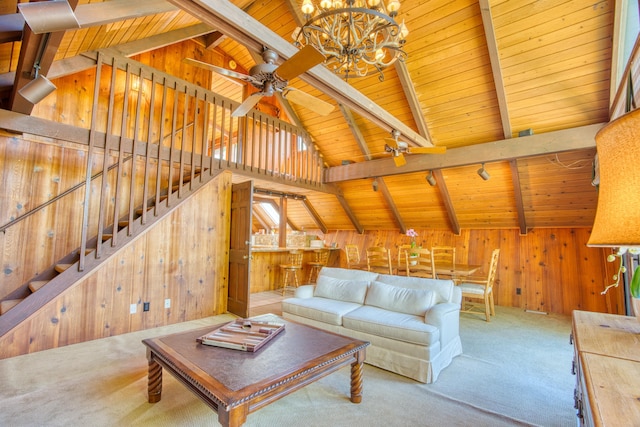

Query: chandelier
[{"left": 293, "top": 0, "right": 409, "bottom": 81}]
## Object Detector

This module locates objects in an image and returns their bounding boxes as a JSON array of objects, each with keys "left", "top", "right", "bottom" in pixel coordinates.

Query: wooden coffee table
[{"left": 142, "top": 318, "right": 369, "bottom": 427}]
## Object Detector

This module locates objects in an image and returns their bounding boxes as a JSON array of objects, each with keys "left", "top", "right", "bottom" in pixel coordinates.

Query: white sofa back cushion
[
  {"left": 314, "top": 275, "right": 370, "bottom": 304},
  {"left": 365, "top": 281, "right": 436, "bottom": 316},
  {"left": 376, "top": 274, "right": 455, "bottom": 304},
  {"left": 318, "top": 267, "right": 379, "bottom": 282}
]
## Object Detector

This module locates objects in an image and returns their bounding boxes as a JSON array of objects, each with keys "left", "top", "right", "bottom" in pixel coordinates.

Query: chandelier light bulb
[
  {"left": 367, "top": 0, "right": 381, "bottom": 6},
  {"left": 302, "top": 0, "right": 315, "bottom": 14},
  {"left": 375, "top": 48, "right": 385, "bottom": 61},
  {"left": 320, "top": 0, "right": 332, "bottom": 8},
  {"left": 400, "top": 21, "right": 409, "bottom": 38},
  {"left": 387, "top": 0, "right": 400, "bottom": 13}
]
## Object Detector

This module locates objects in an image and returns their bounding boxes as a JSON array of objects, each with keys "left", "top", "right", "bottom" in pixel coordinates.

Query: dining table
[{"left": 407, "top": 262, "right": 482, "bottom": 280}]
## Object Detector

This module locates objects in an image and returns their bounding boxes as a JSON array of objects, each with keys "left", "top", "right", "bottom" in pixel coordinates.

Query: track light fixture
[
  {"left": 477, "top": 163, "right": 490, "bottom": 181},
  {"left": 372, "top": 178, "right": 378, "bottom": 192},
  {"left": 426, "top": 170, "right": 436, "bottom": 186},
  {"left": 18, "top": 0, "right": 80, "bottom": 34}
]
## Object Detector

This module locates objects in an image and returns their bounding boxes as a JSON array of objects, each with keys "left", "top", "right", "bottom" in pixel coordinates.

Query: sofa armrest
[
  {"left": 425, "top": 302, "right": 460, "bottom": 349},
  {"left": 293, "top": 284, "right": 315, "bottom": 298}
]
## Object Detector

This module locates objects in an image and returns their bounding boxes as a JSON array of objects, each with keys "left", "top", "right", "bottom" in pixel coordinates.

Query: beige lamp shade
[{"left": 587, "top": 108, "right": 640, "bottom": 247}]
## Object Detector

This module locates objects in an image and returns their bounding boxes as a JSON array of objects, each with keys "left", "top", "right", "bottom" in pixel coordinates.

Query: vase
[
  {"left": 409, "top": 256, "right": 418, "bottom": 266},
  {"left": 632, "top": 297, "right": 640, "bottom": 321}
]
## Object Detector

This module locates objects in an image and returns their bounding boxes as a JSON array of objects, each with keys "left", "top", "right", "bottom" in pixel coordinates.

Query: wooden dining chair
[
  {"left": 458, "top": 248, "right": 500, "bottom": 321},
  {"left": 430, "top": 246, "right": 456, "bottom": 281},
  {"left": 406, "top": 247, "right": 433, "bottom": 278},
  {"left": 307, "top": 248, "right": 330, "bottom": 283},
  {"left": 279, "top": 250, "right": 304, "bottom": 295},
  {"left": 345, "top": 244, "right": 366, "bottom": 270},
  {"left": 366, "top": 246, "right": 392, "bottom": 275},
  {"left": 396, "top": 244, "right": 412, "bottom": 275}
]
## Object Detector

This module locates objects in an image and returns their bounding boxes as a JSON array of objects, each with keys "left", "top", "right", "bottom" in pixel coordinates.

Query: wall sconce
[
  {"left": 18, "top": 73, "right": 57, "bottom": 104},
  {"left": 425, "top": 170, "right": 437, "bottom": 186},
  {"left": 372, "top": 179, "right": 378, "bottom": 192},
  {"left": 588, "top": 108, "right": 640, "bottom": 247},
  {"left": 18, "top": 0, "right": 80, "bottom": 34},
  {"left": 477, "top": 163, "right": 490, "bottom": 181}
]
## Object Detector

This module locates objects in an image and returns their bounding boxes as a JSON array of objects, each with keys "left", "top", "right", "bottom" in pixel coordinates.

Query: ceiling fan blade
[
  {"left": 183, "top": 58, "right": 257, "bottom": 84},
  {"left": 283, "top": 88, "right": 334, "bottom": 116},
  {"left": 410, "top": 146, "right": 447, "bottom": 154},
  {"left": 393, "top": 153, "right": 407, "bottom": 167},
  {"left": 384, "top": 138, "right": 399, "bottom": 149},
  {"left": 275, "top": 45, "right": 325, "bottom": 81},
  {"left": 232, "top": 92, "right": 263, "bottom": 117}
]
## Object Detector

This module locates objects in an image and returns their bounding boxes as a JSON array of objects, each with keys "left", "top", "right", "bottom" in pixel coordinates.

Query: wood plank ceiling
[{"left": 0, "top": 0, "right": 615, "bottom": 233}]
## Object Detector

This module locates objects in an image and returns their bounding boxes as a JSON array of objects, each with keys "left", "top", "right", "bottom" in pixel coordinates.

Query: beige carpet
[{"left": 0, "top": 306, "right": 576, "bottom": 426}]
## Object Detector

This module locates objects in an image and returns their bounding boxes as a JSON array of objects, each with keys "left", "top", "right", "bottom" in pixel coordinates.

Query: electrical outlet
[
  {"left": 164, "top": 298, "right": 171, "bottom": 309},
  {"left": 516, "top": 288, "right": 522, "bottom": 295},
  {"left": 130, "top": 303, "right": 137, "bottom": 314},
  {"left": 143, "top": 302, "right": 150, "bottom": 312}
]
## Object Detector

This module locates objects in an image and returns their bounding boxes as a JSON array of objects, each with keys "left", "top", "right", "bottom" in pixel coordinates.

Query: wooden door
[{"left": 228, "top": 180, "right": 253, "bottom": 317}]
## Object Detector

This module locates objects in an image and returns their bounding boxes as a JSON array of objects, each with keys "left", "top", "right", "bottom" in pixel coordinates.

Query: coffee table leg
[
  {"left": 147, "top": 351, "right": 163, "bottom": 403},
  {"left": 217, "top": 404, "right": 248, "bottom": 427},
  {"left": 350, "top": 349, "right": 365, "bottom": 403}
]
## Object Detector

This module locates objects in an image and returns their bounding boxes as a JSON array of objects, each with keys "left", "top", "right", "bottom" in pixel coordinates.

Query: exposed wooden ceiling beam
[
  {"left": 167, "top": 0, "right": 432, "bottom": 148},
  {"left": 394, "top": 61, "right": 431, "bottom": 144},
  {"left": 73, "top": 0, "right": 177, "bottom": 27},
  {"left": 480, "top": 0, "right": 526, "bottom": 235},
  {"left": 324, "top": 123, "right": 604, "bottom": 183},
  {"left": 302, "top": 198, "right": 328, "bottom": 234},
  {"left": 377, "top": 178, "right": 406, "bottom": 233},
  {"left": 432, "top": 170, "right": 460, "bottom": 235},
  {"left": 0, "top": 14, "right": 24, "bottom": 43},
  {"left": 335, "top": 192, "right": 364, "bottom": 234}
]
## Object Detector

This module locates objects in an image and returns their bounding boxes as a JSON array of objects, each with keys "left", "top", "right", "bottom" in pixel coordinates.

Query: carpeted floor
[{"left": 0, "top": 306, "right": 576, "bottom": 427}]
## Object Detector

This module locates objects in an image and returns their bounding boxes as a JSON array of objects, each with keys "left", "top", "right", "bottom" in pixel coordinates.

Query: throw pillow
[
  {"left": 314, "top": 275, "right": 369, "bottom": 304},
  {"left": 365, "top": 281, "right": 436, "bottom": 316}
]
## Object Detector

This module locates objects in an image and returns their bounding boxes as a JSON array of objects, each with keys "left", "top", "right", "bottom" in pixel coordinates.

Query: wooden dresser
[{"left": 571, "top": 310, "right": 640, "bottom": 426}]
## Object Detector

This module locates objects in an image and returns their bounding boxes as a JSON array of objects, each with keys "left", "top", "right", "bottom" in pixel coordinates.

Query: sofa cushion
[
  {"left": 314, "top": 275, "right": 369, "bottom": 304},
  {"left": 281, "top": 297, "right": 361, "bottom": 326},
  {"left": 364, "top": 281, "right": 436, "bottom": 316},
  {"left": 318, "top": 267, "right": 379, "bottom": 282},
  {"left": 343, "top": 306, "right": 439, "bottom": 346},
  {"left": 376, "top": 274, "right": 455, "bottom": 304}
]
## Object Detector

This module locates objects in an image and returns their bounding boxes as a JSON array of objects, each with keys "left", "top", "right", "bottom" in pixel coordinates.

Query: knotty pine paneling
[
  {"left": 324, "top": 227, "right": 621, "bottom": 317},
  {"left": 0, "top": 172, "right": 231, "bottom": 359}
]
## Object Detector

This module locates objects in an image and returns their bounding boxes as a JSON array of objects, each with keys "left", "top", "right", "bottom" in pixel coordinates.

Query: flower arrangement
[
  {"left": 406, "top": 228, "right": 419, "bottom": 256},
  {"left": 601, "top": 247, "right": 640, "bottom": 298}
]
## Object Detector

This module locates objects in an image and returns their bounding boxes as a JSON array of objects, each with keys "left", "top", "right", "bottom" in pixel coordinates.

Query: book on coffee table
[{"left": 196, "top": 318, "right": 285, "bottom": 352}]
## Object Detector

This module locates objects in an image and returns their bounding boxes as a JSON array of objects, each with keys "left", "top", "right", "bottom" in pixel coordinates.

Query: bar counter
[{"left": 249, "top": 247, "right": 340, "bottom": 293}]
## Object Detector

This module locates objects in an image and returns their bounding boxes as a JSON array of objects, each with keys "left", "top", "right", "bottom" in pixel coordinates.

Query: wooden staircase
[{"left": 0, "top": 166, "right": 218, "bottom": 336}]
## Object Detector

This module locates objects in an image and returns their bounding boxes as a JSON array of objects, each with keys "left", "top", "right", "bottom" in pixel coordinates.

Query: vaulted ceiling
[{"left": 0, "top": 0, "right": 621, "bottom": 233}]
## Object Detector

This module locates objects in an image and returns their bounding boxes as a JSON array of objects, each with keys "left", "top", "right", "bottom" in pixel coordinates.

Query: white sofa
[{"left": 282, "top": 267, "right": 462, "bottom": 383}]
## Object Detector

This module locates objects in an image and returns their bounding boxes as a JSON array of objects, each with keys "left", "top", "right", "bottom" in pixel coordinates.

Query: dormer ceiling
[{"left": 0, "top": 0, "right": 619, "bottom": 233}]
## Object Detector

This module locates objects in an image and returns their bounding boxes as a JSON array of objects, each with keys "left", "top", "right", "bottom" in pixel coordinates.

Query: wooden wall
[
  {"left": 0, "top": 168, "right": 232, "bottom": 359},
  {"left": 321, "top": 228, "right": 624, "bottom": 317}
]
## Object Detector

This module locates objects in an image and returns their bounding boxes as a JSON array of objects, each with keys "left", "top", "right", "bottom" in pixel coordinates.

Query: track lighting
[
  {"left": 425, "top": 170, "right": 436, "bottom": 186},
  {"left": 372, "top": 179, "right": 378, "bottom": 192},
  {"left": 18, "top": 0, "right": 80, "bottom": 34},
  {"left": 19, "top": 74, "right": 56, "bottom": 104},
  {"left": 477, "top": 163, "right": 490, "bottom": 181}
]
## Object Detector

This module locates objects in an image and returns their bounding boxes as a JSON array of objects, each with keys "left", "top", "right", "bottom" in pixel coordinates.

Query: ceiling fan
[
  {"left": 385, "top": 130, "right": 446, "bottom": 167},
  {"left": 184, "top": 45, "right": 334, "bottom": 117}
]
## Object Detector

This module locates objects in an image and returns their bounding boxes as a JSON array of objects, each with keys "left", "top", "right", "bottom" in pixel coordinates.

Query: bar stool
[
  {"left": 279, "top": 250, "right": 303, "bottom": 295},
  {"left": 307, "top": 248, "right": 330, "bottom": 283}
]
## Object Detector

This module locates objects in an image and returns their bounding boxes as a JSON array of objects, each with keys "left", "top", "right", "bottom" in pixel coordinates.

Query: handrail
[{"left": 0, "top": 155, "right": 132, "bottom": 234}]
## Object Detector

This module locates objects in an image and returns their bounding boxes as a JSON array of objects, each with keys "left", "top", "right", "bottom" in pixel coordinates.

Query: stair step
[
  {"left": 55, "top": 263, "right": 73, "bottom": 273},
  {"left": 101, "top": 234, "right": 112, "bottom": 241},
  {"left": 28, "top": 280, "right": 49, "bottom": 293},
  {"left": 0, "top": 298, "right": 23, "bottom": 315}
]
